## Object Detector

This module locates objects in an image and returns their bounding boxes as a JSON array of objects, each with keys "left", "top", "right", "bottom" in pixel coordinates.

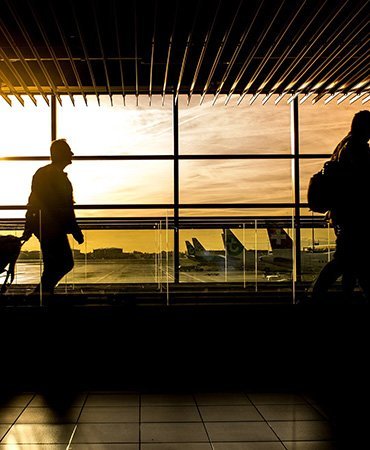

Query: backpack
[
  {"left": 307, "top": 160, "right": 344, "bottom": 214},
  {"left": 0, "top": 235, "right": 22, "bottom": 294}
]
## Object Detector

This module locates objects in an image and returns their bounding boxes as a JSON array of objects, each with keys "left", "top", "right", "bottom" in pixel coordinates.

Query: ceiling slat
[
  {"left": 0, "top": 48, "right": 34, "bottom": 105},
  {"left": 213, "top": 0, "right": 264, "bottom": 104},
  {"left": 225, "top": 0, "right": 285, "bottom": 102},
  {"left": 0, "top": 14, "right": 48, "bottom": 104},
  {"left": 93, "top": 0, "right": 113, "bottom": 105},
  {"left": 175, "top": 0, "right": 201, "bottom": 103},
  {"left": 28, "top": 0, "right": 75, "bottom": 105},
  {"left": 236, "top": 0, "right": 307, "bottom": 105},
  {"left": 0, "top": 0, "right": 367, "bottom": 104},
  {"left": 199, "top": 0, "right": 243, "bottom": 104},
  {"left": 252, "top": 0, "right": 328, "bottom": 103},
  {"left": 188, "top": 0, "right": 221, "bottom": 104},
  {"left": 6, "top": 0, "right": 63, "bottom": 105},
  {"left": 292, "top": 4, "right": 368, "bottom": 94},
  {"left": 70, "top": 0, "right": 100, "bottom": 104},
  {"left": 148, "top": 0, "right": 157, "bottom": 105}
]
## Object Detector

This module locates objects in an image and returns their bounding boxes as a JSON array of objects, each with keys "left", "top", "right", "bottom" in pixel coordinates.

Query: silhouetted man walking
[
  {"left": 311, "top": 110, "right": 370, "bottom": 301},
  {"left": 22, "top": 139, "right": 84, "bottom": 295}
]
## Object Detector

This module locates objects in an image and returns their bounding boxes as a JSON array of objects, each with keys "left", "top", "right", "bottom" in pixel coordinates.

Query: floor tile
[
  {"left": 71, "top": 423, "right": 139, "bottom": 443},
  {"left": 0, "top": 445, "right": 66, "bottom": 449},
  {"left": 205, "top": 421, "right": 278, "bottom": 442},
  {"left": 68, "top": 445, "right": 139, "bottom": 449},
  {"left": 84, "top": 394, "right": 139, "bottom": 407},
  {"left": 79, "top": 406, "right": 139, "bottom": 423},
  {"left": 17, "top": 407, "right": 81, "bottom": 423},
  {"left": 248, "top": 393, "right": 306, "bottom": 405},
  {"left": 29, "top": 394, "right": 87, "bottom": 407},
  {"left": 213, "top": 443, "right": 287, "bottom": 450},
  {"left": 0, "top": 395, "right": 33, "bottom": 408},
  {"left": 141, "top": 444, "right": 212, "bottom": 450},
  {"left": 269, "top": 420, "right": 334, "bottom": 441},
  {"left": 1, "top": 424, "right": 75, "bottom": 444},
  {"left": 0, "top": 425, "right": 11, "bottom": 441},
  {"left": 256, "top": 404, "right": 325, "bottom": 421},
  {"left": 283, "top": 442, "right": 338, "bottom": 450},
  {"left": 141, "top": 395, "right": 195, "bottom": 406},
  {"left": 0, "top": 408, "right": 23, "bottom": 424},
  {"left": 141, "top": 422, "right": 209, "bottom": 442},
  {"left": 141, "top": 406, "right": 201, "bottom": 422},
  {"left": 195, "top": 393, "right": 251, "bottom": 405},
  {"left": 199, "top": 405, "right": 263, "bottom": 422}
]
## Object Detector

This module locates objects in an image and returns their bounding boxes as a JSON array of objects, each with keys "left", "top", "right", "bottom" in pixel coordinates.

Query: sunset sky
[{"left": 0, "top": 94, "right": 366, "bottom": 252}]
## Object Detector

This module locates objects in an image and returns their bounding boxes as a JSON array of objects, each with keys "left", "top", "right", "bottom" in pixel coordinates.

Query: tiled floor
[{"left": 0, "top": 391, "right": 338, "bottom": 449}]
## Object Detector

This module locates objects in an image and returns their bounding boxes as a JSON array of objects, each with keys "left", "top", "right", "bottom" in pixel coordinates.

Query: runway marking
[{"left": 180, "top": 272, "right": 207, "bottom": 282}]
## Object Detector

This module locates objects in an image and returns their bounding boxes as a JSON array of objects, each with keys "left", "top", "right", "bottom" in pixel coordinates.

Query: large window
[{"left": 0, "top": 93, "right": 359, "bottom": 298}]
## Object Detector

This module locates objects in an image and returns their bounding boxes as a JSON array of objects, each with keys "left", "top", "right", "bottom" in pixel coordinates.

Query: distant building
[
  {"left": 73, "top": 249, "right": 84, "bottom": 259},
  {"left": 19, "top": 250, "right": 41, "bottom": 260},
  {"left": 92, "top": 248, "right": 124, "bottom": 259}
]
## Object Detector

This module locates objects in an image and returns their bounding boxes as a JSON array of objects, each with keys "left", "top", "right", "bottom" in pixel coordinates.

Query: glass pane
[
  {"left": 179, "top": 219, "right": 294, "bottom": 298},
  {"left": 179, "top": 94, "right": 291, "bottom": 154},
  {"left": 0, "top": 160, "right": 173, "bottom": 206},
  {"left": 1, "top": 217, "right": 174, "bottom": 293},
  {"left": 179, "top": 207, "right": 293, "bottom": 217},
  {"left": 180, "top": 229, "right": 226, "bottom": 283},
  {"left": 59, "top": 229, "right": 173, "bottom": 287},
  {"left": 58, "top": 95, "right": 173, "bottom": 155},
  {"left": 69, "top": 160, "right": 173, "bottom": 204},
  {"left": 299, "top": 101, "right": 362, "bottom": 154},
  {"left": 75, "top": 209, "right": 173, "bottom": 219},
  {"left": 180, "top": 159, "right": 292, "bottom": 203},
  {"left": 0, "top": 161, "right": 41, "bottom": 205},
  {"left": 0, "top": 96, "right": 51, "bottom": 157}
]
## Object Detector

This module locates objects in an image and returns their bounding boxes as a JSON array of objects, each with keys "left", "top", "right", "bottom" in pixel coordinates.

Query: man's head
[
  {"left": 50, "top": 139, "right": 73, "bottom": 167},
  {"left": 351, "top": 110, "right": 370, "bottom": 141}
]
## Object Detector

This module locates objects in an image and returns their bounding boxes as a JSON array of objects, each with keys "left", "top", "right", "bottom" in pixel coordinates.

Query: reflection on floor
[
  {"left": 0, "top": 390, "right": 337, "bottom": 449},
  {"left": 1, "top": 302, "right": 367, "bottom": 449}
]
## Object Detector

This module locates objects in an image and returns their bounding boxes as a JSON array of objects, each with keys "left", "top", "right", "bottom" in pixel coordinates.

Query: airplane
[
  {"left": 222, "top": 228, "right": 268, "bottom": 271},
  {"left": 184, "top": 238, "right": 225, "bottom": 266},
  {"left": 260, "top": 226, "right": 334, "bottom": 274},
  {"left": 184, "top": 230, "right": 270, "bottom": 271},
  {"left": 185, "top": 240, "right": 197, "bottom": 259}
]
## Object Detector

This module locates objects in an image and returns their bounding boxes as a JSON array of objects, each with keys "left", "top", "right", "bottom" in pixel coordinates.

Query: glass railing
[{"left": 1, "top": 211, "right": 337, "bottom": 304}]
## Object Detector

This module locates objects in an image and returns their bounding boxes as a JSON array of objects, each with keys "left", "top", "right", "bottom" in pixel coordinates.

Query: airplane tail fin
[
  {"left": 267, "top": 226, "right": 293, "bottom": 250},
  {"left": 222, "top": 229, "right": 245, "bottom": 256},
  {"left": 185, "top": 240, "right": 196, "bottom": 256},
  {"left": 192, "top": 238, "right": 206, "bottom": 253}
]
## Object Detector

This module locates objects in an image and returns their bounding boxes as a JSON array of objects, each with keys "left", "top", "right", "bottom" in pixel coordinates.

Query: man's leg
[
  {"left": 39, "top": 234, "right": 74, "bottom": 293},
  {"left": 311, "top": 258, "right": 343, "bottom": 302}
]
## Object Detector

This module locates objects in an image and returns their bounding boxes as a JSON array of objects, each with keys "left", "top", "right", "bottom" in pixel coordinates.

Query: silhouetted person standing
[
  {"left": 22, "top": 139, "right": 84, "bottom": 295},
  {"left": 311, "top": 110, "right": 370, "bottom": 302}
]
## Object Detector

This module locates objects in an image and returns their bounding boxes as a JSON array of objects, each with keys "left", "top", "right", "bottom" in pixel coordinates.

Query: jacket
[{"left": 24, "top": 164, "right": 81, "bottom": 238}]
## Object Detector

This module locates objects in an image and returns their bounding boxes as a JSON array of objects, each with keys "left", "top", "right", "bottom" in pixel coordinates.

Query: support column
[
  {"left": 173, "top": 94, "right": 180, "bottom": 284},
  {"left": 291, "top": 96, "right": 302, "bottom": 285},
  {"left": 51, "top": 94, "right": 57, "bottom": 141}
]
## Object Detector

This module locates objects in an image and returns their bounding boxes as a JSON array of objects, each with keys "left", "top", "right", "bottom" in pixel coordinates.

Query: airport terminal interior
[{"left": 0, "top": 0, "right": 369, "bottom": 447}]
